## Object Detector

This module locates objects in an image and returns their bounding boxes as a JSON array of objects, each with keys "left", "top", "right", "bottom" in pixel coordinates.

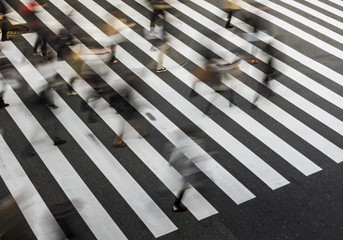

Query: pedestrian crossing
[{"left": 0, "top": 0, "right": 342, "bottom": 239}]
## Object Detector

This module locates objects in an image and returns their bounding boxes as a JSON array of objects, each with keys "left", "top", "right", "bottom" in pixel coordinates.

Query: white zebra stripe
[
  {"left": 0, "top": 134, "right": 65, "bottom": 240},
  {"left": 2, "top": 41, "right": 177, "bottom": 238},
  {"left": 99, "top": 0, "right": 321, "bottom": 175},
  {"left": 0, "top": 71, "right": 128, "bottom": 240}
]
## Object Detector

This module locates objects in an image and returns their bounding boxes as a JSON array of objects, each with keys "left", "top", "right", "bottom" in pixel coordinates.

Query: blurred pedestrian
[
  {"left": 110, "top": 75, "right": 149, "bottom": 147},
  {"left": 79, "top": 47, "right": 111, "bottom": 123},
  {"left": 51, "top": 201, "right": 77, "bottom": 239},
  {"left": 0, "top": 0, "right": 10, "bottom": 41},
  {"left": 242, "top": 4, "right": 271, "bottom": 64},
  {"left": 0, "top": 72, "right": 8, "bottom": 109},
  {"left": 251, "top": 41, "right": 278, "bottom": 109},
  {"left": 222, "top": 0, "right": 243, "bottom": 29},
  {"left": 0, "top": 59, "right": 17, "bottom": 109},
  {"left": 0, "top": 91, "right": 8, "bottom": 108},
  {"left": 147, "top": 0, "right": 173, "bottom": 72},
  {"left": 191, "top": 59, "right": 238, "bottom": 115},
  {"left": 165, "top": 127, "right": 208, "bottom": 212},
  {"left": 104, "top": 10, "right": 136, "bottom": 64},
  {"left": 0, "top": 195, "right": 32, "bottom": 239},
  {"left": 23, "top": 1, "right": 51, "bottom": 60}
]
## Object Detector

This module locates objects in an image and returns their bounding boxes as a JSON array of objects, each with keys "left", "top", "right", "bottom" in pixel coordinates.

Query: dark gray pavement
[{"left": 0, "top": 0, "right": 343, "bottom": 239}]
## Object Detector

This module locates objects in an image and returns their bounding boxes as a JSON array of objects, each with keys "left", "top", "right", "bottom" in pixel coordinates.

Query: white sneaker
[{"left": 156, "top": 67, "right": 167, "bottom": 73}]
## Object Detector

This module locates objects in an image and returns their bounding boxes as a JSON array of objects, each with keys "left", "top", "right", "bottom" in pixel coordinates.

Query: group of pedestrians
[{"left": 0, "top": 0, "right": 279, "bottom": 224}]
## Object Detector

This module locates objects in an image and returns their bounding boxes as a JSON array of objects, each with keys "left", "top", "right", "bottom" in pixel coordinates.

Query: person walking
[
  {"left": 251, "top": 42, "right": 278, "bottom": 109},
  {"left": 222, "top": 0, "right": 243, "bottom": 29},
  {"left": 166, "top": 127, "right": 208, "bottom": 212},
  {"left": 147, "top": 0, "right": 172, "bottom": 72},
  {"left": 0, "top": 92, "right": 9, "bottom": 109},
  {"left": 0, "top": 0, "right": 10, "bottom": 41}
]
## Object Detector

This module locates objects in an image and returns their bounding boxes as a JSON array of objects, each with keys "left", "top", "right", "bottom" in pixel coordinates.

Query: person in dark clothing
[
  {"left": 51, "top": 201, "right": 77, "bottom": 239},
  {"left": 33, "top": 27, "right": 49, "bottom": 59},
  {"left": 0, "top": 92, "right": 9, "bottom": 109},
  {"left": 222, "top": 0, "right": 243, "bottom": 29},
  {"left": 251, "top": 42, "right": 278, "bottom": 109},
  {"left": 110, "top": 75, "right": 149, "bottom": 147},
  {"left": 22, "top": 1, "right": 50, "bottom": 59},
  {"left": 165, "top": 127, "right": 208, "bottom": 212},
  {"left": 148, "top": 0, "right": 170, "bottom": 33},
  {"left": 0, "top": 0, "right": 10, "bottom": 41}
]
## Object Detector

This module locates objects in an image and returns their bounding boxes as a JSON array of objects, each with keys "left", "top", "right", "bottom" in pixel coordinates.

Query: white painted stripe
[
  {"left": 187, "top": 0, "right": 343, "bottom": 134},
  {"left": 230, "top": 66, "right": 343, "bottom": 164},
  {"left": 23, "top": 31, "right": 219, "bottom": 219},
  {"left": 24, "top": 0, "right": 218, "bottom": 219},
  {"left": 327, "top": 0, "right": 343, "bottom": 7},
  {"left": 238, "top": 0, "right": 343, "bottom": 58},
  {"left": 2, "top": 41, "right": 177, "bottom": 238},
  {"left": 190, "top": 0, "right": 343, "bottom": 105},
  {"left": 255, "top": 0, "right": 343, "bottom": 43},
  {"left": 62, "top": 0, "right": 289, "bottom": 190},
  {"left": 25, "top": 0, "right": 254, "bottom": 205},
  {"left": 99, "top": 0, "right": 321, "bottom": 176},
  {"left": 134, "top": 0, "right": 343, "bottom": 162},
  {"left": 64, "top": 0, "right": 255, "bottom": 205},
  {"left": 303, "top": 0, "right": 343, "bottom": 18},
  {"left": 0, "top": 72, "right": 127, "bottom": 240},
  {"left": 0, "top": 134, "right": 64, "bottom": 240},
  {"left": 279, "top": 0, "right": 343, "bottom": 30},
  {"left": 4, "top": 2, "right": 27, "bottom": 25}
]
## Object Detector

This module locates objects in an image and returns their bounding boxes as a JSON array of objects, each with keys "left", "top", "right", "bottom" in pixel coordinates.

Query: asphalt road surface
[{"left": 0, "top": 0, "right": 343, "bottom": 239}]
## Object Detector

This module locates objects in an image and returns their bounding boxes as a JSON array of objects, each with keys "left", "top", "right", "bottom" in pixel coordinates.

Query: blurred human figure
[
  {"left": 0, "top": 195, "right": 32, "bottom": 239},
  {"left": 34, "top": 55, "right": 67, "bottom": 146},
  {"left": 51, "top": 201, "right": 78, "bottom": 239},
  {"left": 251, "top": 41, "right": 278, "bottom": 109},
  {"left": 165, "top": 126, "right": 208, "bottom": 212},
  {"left": 23, "top": 1, "right": 50, "bottom": 60},
  {"left": 242, "top": 4, "right": 271, "bottom": 64},
  {"left": 0, "top": 59, "right": 18, "bottom": 109},
  {"left": 191, "top": 58, "right": 239, "bottom": 115},
  {"left": 110, "top": 75, "right": 149, "bottom": 147},
  {"left": 52, "top": 27, "right": 78, "bottom": 96},
  {"left": 147, "top": 0, "right": 172, "bottom": 72},
  {"left": 222, "top": 0, "right": 243, "bottom": 29},
  {"left": 104, "top": 10, "right": 136, "bottom": 64},
  {"left": 36, "top": 54, "right": 64, "bottom": 108},
  {"left": 0, "top": 0, "right": 10, "bottom": 41},
  {"left": 79, "top": 47, "right": 111, "bottom": 123},
  {"left": 0, "top": 92, "right": 8, "bottom": 108},
  {"left": 148, "top": 0, "right": 169, "bottom": 33},
  {"left": 0, "top": 72, "right": 8, "bottom": 109}
]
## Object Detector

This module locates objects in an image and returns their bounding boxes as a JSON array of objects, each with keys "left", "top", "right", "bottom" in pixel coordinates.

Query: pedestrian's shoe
[
  {"left": 225, "top": 24, "right": 234, "bottom": 29},
  {"left": 189, "top": 89, "right": 198, "bottom": 98},
  {"left": 156, "top": 67, "right": 167, "bottom": 73},
  {"left": 172, "top": 203, "right": 187, "bottom": 212},
  {"left": 87, "top": 117, "right": 99, "bottom": 123},
  {"left": 0, "top": 102, "right": 9, "bottom": 109},
  {"left": 33, "top": 52, "right": 43, "bottom": 56},
  {"left": 145, "top": 112, "right": 156, "bottom": 121},
  {"left": 249, "top": 59, "right": 259, "bottom": 64},
  {"left": 112, "top": 140, "right": 127, "bottom": 148},
  {"left": 67, "top": 91, "right": 78, "bottom": 96},
  {"left": 48, "top": 104, "right": 58, "bottom": 109},
  {"left": 54, "top": 139, "right": 67, "bottom": 146}
]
